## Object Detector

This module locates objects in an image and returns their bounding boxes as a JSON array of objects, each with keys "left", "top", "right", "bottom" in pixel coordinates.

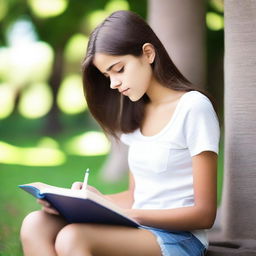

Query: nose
[{"left": 110, "top": 78, "right": 122, "bottom": 89}]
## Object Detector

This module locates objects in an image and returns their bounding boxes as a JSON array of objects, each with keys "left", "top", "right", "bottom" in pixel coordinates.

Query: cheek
[
  {"left": 137, "top": 65, "right": 152, "bottom": 88},
  {"left": 125, "top": 61, "right": 152, "bottom": 92},
  {"left": 127, "top": 68, "right": 152, "bottom": 101}
]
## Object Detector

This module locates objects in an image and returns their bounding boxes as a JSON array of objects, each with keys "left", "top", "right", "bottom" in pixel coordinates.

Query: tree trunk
[
  {"left": 148, "top": 0, "right": 206, "bottom": 88},
  {"left": 223, "top": 0, "right": 256, "bottom": 241},
  {"left": 44, "top": 47, "right": 64, "bottom": 134},
  {"left": 207, "top": 1, "right": 256, "bottom": 255}
]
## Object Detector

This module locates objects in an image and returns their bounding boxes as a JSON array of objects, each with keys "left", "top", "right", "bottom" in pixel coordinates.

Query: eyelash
[
  {"left": 117, "top": 67, "right": 124, "bottom": 73},
  {"left": 104, "top": 67, "right": 124, "bottom": 78}
]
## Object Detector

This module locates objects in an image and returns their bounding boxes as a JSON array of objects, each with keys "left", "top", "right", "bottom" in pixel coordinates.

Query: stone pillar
[
  {"left": 148, "top": 0, "right": 206, "bottom": 88},
  {"left": 208, "top": 1, "right": 256, "bottom": 255}
]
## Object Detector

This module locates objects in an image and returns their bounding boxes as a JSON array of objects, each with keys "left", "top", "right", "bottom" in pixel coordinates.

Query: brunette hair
[{"left": 82, "top": 10, "right": 208, "bottom": 138}]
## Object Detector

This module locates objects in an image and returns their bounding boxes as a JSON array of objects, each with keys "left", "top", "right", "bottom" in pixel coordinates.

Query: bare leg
[
  {"left": 55, "top": 223, "right": 162, "bottom": 256},
  {"left": 20, "top": 210, "right": 67, "bottom": 256}
]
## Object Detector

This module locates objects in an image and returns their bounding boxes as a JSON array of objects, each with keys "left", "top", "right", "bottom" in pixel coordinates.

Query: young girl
[{"left": 20, "top": 10, "right": 220, "bottom": 256}]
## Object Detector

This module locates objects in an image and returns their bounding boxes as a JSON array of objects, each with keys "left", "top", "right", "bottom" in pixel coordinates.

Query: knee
[
  {"left": 20, "top": 210, "right": 46, "bottom": 243},
  {"left": 55, "top": 224, "right": 91, "bottom": 255}
]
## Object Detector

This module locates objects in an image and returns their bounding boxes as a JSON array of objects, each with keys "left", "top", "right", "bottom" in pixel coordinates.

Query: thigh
[
  {"left": 21, "top": 210, "right": 67, "bottom": 240},
  {"left": 21, "top": 210, "right": 68, "bottom": 256},
  {"left": 57, "top": 223, "right": 162, "bottom": 256}
]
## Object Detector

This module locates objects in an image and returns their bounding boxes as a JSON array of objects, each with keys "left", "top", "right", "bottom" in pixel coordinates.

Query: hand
[
  {"left": 71, "top": 182, "right": 103, "bottom": 197},
  {"left": 37, "top": 199, "right": 60, "bottom": 215},
  {"left": 121, "top": 208, "right": 140, "bottom": 223},
  {"left": 71, "top": 181, "right": 83, "bottom": 190}
]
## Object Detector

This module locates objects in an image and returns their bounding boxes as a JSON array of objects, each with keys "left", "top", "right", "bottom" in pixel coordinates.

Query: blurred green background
[{"left": 0, "top": 0, "right": 224, "bottom": 255}]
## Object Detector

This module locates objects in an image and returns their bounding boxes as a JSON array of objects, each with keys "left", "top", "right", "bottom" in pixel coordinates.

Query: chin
[{"left": 128, "top": 94, "right": 143, "bottom": 102}]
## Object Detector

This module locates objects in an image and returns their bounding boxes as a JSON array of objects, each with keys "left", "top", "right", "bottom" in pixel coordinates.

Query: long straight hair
[{"left": 82, "top": 10, "right": 209, "bottom": 138}]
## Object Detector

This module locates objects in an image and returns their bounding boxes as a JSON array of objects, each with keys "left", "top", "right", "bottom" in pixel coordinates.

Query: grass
[
  {"left": 0, "top": 113, "right": 129, "bottom": 255},
  {"left": 0, "top": 113, "right": 224, "bottom": 256}
]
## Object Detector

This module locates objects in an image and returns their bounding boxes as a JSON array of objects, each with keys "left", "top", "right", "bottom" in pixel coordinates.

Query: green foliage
[{"left": 0, "top": 114, "right": 129, "bottom": 255}]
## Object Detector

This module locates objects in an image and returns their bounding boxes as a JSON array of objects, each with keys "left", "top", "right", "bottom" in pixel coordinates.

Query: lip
[{"left": 120, "top": 88, "right": 130, "bottom": 95}]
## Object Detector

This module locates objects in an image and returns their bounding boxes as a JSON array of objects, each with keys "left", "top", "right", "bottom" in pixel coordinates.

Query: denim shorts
[{"left": 140, "top": 225, "right": 207, "bottom": 256}]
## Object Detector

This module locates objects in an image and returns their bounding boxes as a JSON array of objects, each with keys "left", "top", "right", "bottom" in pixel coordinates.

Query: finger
[
  {"left": 86, "top": 185, "right": 102, "bottom": 196},
  {"left": 42, "top": 206, "right": 60, "bottom": 215},
  {"left": 71, "top": 181, "right": 83, "bottom": 190},
  {"left": 37, "top": 199, "right": 50, "bottom": 207}
]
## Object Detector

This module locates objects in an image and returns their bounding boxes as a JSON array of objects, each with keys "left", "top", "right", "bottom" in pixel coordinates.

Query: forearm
[
  {"left": 104, "top": 190, "right": 134, "bottom": 209},
  {"left": 126, "top": 205, "right": 216, "bottom": 231}
]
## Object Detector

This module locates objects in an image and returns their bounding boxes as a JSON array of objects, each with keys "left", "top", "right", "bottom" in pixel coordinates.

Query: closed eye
[
  {"left": 117, "top": 67, "right": 124, "bottom": 73},
  {"left": 102, "top": 67, "right": 124, "bottom": 77}
]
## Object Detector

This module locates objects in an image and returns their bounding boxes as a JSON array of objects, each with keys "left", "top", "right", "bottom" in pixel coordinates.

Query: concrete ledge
[{"left": 206, "top": 239, "right": 256, "bottom": 256}]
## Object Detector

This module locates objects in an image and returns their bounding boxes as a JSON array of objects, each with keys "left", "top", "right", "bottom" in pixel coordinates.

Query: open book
[{"left": 19, "top": 182, "right": 139, "bottom": 228}]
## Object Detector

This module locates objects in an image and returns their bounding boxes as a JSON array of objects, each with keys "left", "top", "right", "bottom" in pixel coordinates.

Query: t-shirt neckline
[{"left": 137, "top": 91, "right": 195, "bottom": 140}]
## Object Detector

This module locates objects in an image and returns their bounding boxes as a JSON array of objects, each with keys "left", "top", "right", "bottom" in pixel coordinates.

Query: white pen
[{"left": 82, "top": 168, "right": 90, "bottom": 191}]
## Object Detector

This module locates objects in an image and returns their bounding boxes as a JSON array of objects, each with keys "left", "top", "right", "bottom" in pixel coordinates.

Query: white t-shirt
[{"left": 120, "top": 91, "right": 220, "bottom": 247}]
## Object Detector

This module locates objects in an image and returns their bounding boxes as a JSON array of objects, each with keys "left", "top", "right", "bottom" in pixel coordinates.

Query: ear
[{"left": 142, "top": 43, "right": 155, "bottom": 64}]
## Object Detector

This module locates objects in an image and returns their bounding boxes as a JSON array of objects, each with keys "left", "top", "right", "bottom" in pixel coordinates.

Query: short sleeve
[
  {"left": 120, "top": 133, "right": 131, "bottom": 146},
  {"left": 184, "top": 98, "right": 220, "bottom": 157}
]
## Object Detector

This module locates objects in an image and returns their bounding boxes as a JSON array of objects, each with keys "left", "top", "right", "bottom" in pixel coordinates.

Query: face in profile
[{"left": 93, "top": 50, "right": 154, "bottom": 102}]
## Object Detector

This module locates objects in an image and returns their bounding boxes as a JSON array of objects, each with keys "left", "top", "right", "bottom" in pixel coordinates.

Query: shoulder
[
  {"left": 120, "top": 130, "right": 138, "bottom": 146},
  {"left": 183, "top": 91, "right": 215, "bottom": 114}
]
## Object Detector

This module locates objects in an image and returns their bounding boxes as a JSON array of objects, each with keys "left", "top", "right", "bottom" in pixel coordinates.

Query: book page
[
  {"left": 23, "top": 182, "right": 58, "bottom": 191},
  {"left": 21, "top": 182, "right": 139, "bottom": 224}
]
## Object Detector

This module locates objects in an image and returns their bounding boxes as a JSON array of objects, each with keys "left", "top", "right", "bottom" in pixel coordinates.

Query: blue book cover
[{"left": 19, "top": 183, "right": 140, "bottom": 228}]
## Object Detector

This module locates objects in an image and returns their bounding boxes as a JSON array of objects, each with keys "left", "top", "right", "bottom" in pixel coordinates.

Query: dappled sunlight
[
  {"left": 0, "top": 141, "right": 66, "bottom": 166},
  {"left": 86, "top": 10, "right": 109, "bottom": 32},
  {"left": 206, "top": 12, "right": 224, "bottom": 31},
  {"left": 0, "top": 0, "right": 8, "bottom": 21},
  {"left": 22, "top": 147, "right": 65, "bottom": 166},
  {"left": 7, "top": 18, "right": 37, "bottom": 46},
  {"left": 65, "top": 131, "right": 110, "bottom": 156},
  {"left": 85, "top": 1, "right": 130, "bottom": 33},
  {"left": 210, "top": 0, "right": 224, "bottom": 13},
  {"left": 0, "top": 83, "right": 15, "bottom": 119},
  {"left": 105, "top": 0, "right": 129, "bottom": 13},
  {"left": 2, "top": 18, "right": 53, "bottom": 91},
  {"left": 0, "top": 132, "right": 109, "bottom": 166},
  {"left": 18, "top": 83, "right": 53, "bottom": 119},
  {"left": 64, "top": 34, "right": 88, "bottom": 63},
  {"left": 28, "top": 0, "right": 68, "bottom": 18},
  {"left": 57, "top": 74, "right": 87, "bottom": 115},
  {"left": 37, "top": 137, "right": 60, "bottom": 149},
  {"left": 0, "top": 42, "right": 53, "bottom": 87}
]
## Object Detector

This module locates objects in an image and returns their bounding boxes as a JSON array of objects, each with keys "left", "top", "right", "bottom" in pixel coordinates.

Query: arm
[
  {"left": 125, "top": 151, "right": 218, "bottom": 230},
  {"left": 104, "top": 171, "right": 135, "bottom": 209}
]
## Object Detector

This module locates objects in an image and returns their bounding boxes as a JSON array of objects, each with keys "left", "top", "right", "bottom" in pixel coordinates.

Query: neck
[{"left": 146, "top": 79, "right": 183, "bottom": 106}]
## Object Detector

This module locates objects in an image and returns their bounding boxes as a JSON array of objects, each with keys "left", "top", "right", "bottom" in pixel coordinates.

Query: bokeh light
[
  {"left": 37, "top": 137, "right": 60, "bottom": 149},
  {"left": 65, "top": 131, "right": 110, "bottom": 156},
  {"left": 28, "top": 0, "right": 68, "bottom": 18},
  {"left": 64, "top": 33, "right": 88, "bottom": 63},
  {"left": 105, "top": 0, "right": 129, "bottom": 13},
  {"left": 0, "top": 83, "right": 15, "bottom": 119},
  {"left": 18, "top": 83, "right": 53, "bottom": 119},
  {"left": 0, "top": 141, "right": 66, "bottom": 166},
  {"left": 210, "top": 0, "right": 224, "bottom": 13},
  {"left": 7, "top": 18, "right": 37, "bottom": 46},
  {"left": 206, "top": 12, "right": 224, "bottom": 31},
  {"left": 0, "top": 0, "right": 8, "bottom": 21},
  {"left": 86, "top": 10, "right": 109, "bottom": 32},
  {"left": 57, "top": 74, "right": 87, "bottom": 115},
  {"left": 2, "top": 41, "right": 53, "bottom": 87}
]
